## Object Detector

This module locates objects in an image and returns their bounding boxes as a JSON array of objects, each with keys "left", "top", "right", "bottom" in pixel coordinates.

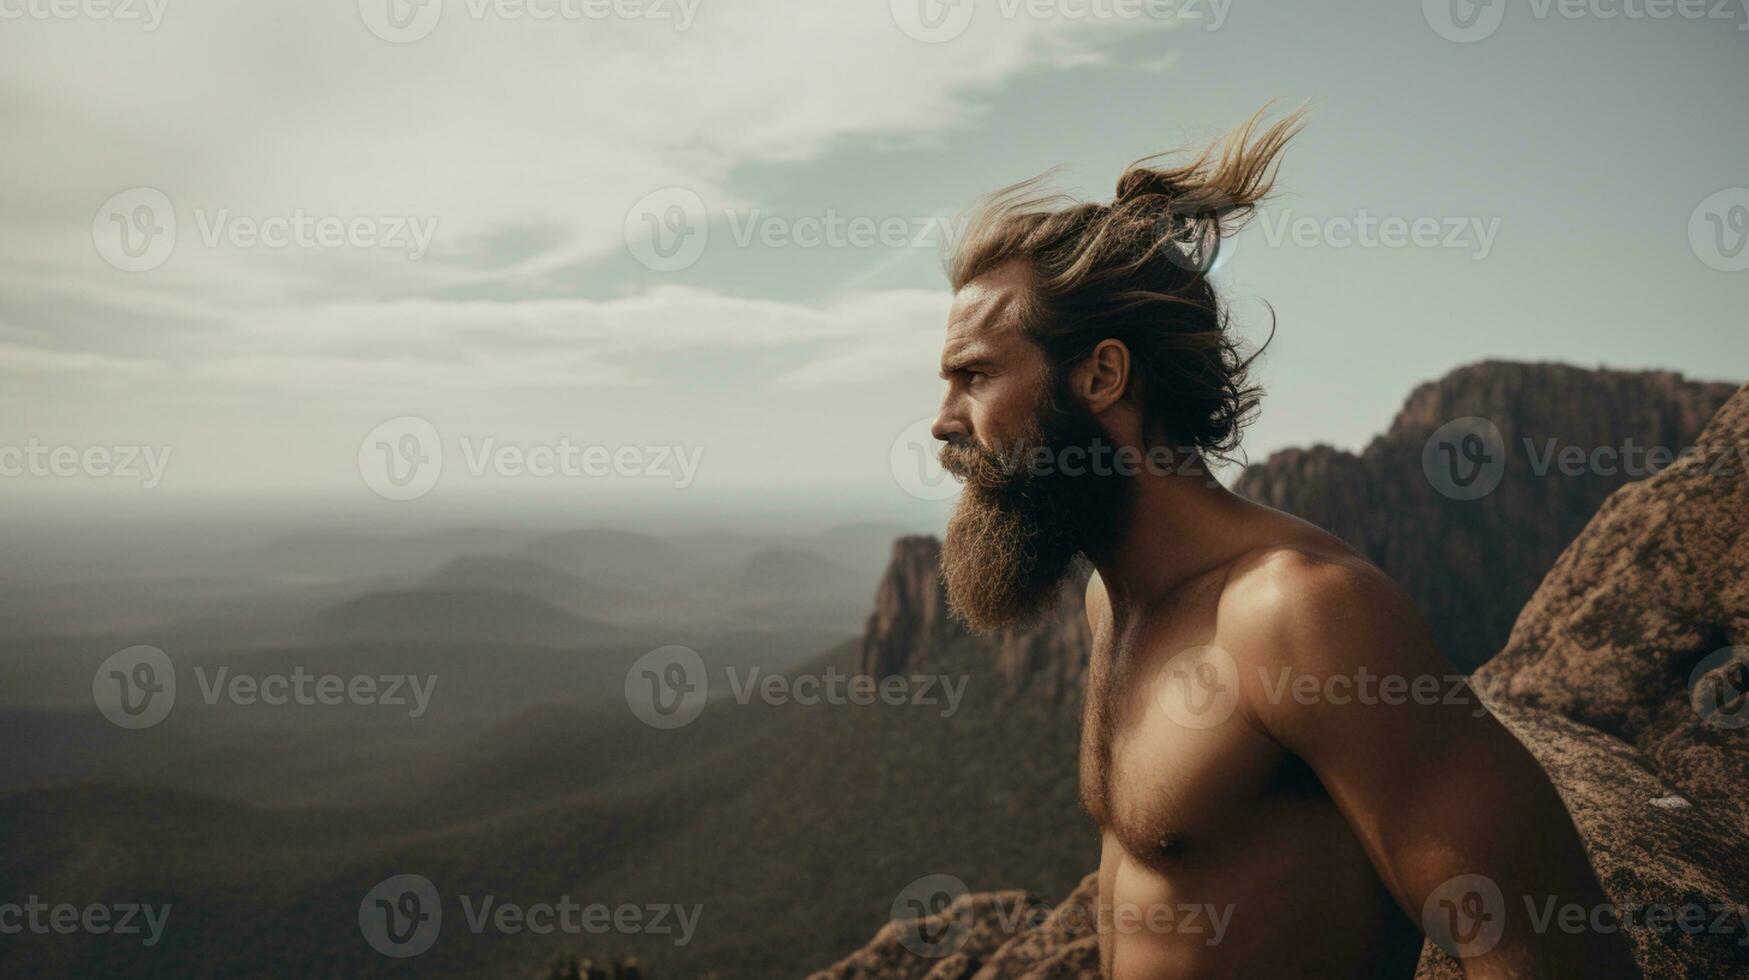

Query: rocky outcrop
[
  {"left": 860, "top": 538, "right": 1091, "bottom": 701},
  {"left": 1474, "top": 386, "right": 1749, "bottom": 824},
  {"left": 860, "top": 536, "right": 966, "bottom": 679},
  {"left": 1414, "top": 379, "right": 1749, "bottom": 976},
  {"left": 1235, "top": 361, "right": 1737, "bottom": 670},
  {"left": 820, "top": 375, "right": 1749, "bottom": 979}
]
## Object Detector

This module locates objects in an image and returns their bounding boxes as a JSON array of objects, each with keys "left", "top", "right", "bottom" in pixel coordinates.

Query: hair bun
[{"left": 1115, "top": 168, "right": 1186, "bottom": 203}]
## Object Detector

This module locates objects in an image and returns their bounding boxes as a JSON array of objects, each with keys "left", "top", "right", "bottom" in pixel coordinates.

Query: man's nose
[{"left": 931, "top": 403, "right": 967, "bottom": 443}]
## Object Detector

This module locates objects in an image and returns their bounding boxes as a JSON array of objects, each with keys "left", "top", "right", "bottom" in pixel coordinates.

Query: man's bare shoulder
[{"left": 1213, "top": 541, "right": 1439, "bottom": 677}]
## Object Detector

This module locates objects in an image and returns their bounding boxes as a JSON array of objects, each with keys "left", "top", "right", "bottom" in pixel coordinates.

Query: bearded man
[{"left": 928, "top": 108, "right": 1639, "bottom": 979}]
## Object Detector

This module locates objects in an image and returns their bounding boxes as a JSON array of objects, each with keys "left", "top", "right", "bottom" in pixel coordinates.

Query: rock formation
[
  {"left": 1235, "top": 361, "right": 1734, "bottom": 670},
  {"left": 822, "top": 369, "right": 1747, "bottom": 978}
]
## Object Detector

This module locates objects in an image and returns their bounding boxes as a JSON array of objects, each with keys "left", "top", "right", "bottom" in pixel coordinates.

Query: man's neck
[{"left": 1084, "top": 462, "right": 1272, "bottom": 616}]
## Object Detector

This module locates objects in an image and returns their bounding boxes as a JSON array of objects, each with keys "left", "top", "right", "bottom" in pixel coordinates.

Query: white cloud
[{"left": 0, "top": 1, "right": 1172, "bottom": 490}]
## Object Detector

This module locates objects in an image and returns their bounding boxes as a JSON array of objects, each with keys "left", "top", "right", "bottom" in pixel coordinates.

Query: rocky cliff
[
  {"left": 825, "top": 367, "right": 1748, "bottom": 978},
  {"left": 1236, "top": 360, "right": 1735, "bottom": 670},
  {"left": 859, "top": 538, "right": 1090, "bottom": 701}
]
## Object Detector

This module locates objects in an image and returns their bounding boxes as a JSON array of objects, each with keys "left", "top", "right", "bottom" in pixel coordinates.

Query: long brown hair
[{"left": 946, "top": 103, "right": 1306, "bottom": 465}]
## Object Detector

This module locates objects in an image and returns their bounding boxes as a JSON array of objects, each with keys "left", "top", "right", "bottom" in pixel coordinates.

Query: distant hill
[
  {"left": 192, "top": 526, "right": 540, "bottom": 582},
  {"left": 309, "top": 588, "right": 621, "bottom": 646},
  {"left": 728, "top": 547, "right": 866, "bottom": 596},
  {"left": 425, "top": 555, "right": 627, "bottom": 613},
  {"left": 519, "top": 528, "right": 688, "bottom": 588}
]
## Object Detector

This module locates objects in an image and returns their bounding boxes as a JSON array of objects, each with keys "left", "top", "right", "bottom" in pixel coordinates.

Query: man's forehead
[{"left": 945, "top": 262, "right": 1032, "bottom": 350}]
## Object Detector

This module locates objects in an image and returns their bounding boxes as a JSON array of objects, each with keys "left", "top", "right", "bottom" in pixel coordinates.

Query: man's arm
[{"left": 1226, "top": 552, "right": 1639, "bottom": 979}]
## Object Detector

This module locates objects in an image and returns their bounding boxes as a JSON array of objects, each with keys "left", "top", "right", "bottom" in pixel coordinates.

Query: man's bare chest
[{"left": 1078, "top": 625, "right": 1286, "bottom": 866}]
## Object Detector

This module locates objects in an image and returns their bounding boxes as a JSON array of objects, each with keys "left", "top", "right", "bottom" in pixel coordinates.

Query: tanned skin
[{"left": 931, "top": 260, "right": 1640, "bottom": 979}]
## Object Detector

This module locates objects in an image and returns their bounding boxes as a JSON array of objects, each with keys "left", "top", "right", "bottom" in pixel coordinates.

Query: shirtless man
[{"left": 928, "top": 110, "right": 1639, "bottom": 978}]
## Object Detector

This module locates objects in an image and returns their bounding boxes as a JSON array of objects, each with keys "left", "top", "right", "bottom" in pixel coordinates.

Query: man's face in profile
[{"left": 932, "top": 261, "right": 1126, "bottom": 633}]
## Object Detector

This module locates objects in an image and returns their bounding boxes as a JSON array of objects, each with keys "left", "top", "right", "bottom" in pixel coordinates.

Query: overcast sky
[{"left": 1, "top": 0, "right": 1744, "bottom": 530}]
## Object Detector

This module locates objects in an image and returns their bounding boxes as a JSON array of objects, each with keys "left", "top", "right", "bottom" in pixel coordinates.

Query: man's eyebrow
[{"left": 939, "top": 345, "right": 996, "bottom": 377}]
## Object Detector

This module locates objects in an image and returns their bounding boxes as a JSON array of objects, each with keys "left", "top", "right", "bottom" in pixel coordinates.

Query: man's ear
[{"left": 1069, "top": 339, "right": 1131, "bottom": 415}]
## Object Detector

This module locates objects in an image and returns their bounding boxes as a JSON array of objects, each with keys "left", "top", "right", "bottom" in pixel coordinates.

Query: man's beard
[{"left": 938, "top": 384, "right": 1129, "bottom": 634}]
